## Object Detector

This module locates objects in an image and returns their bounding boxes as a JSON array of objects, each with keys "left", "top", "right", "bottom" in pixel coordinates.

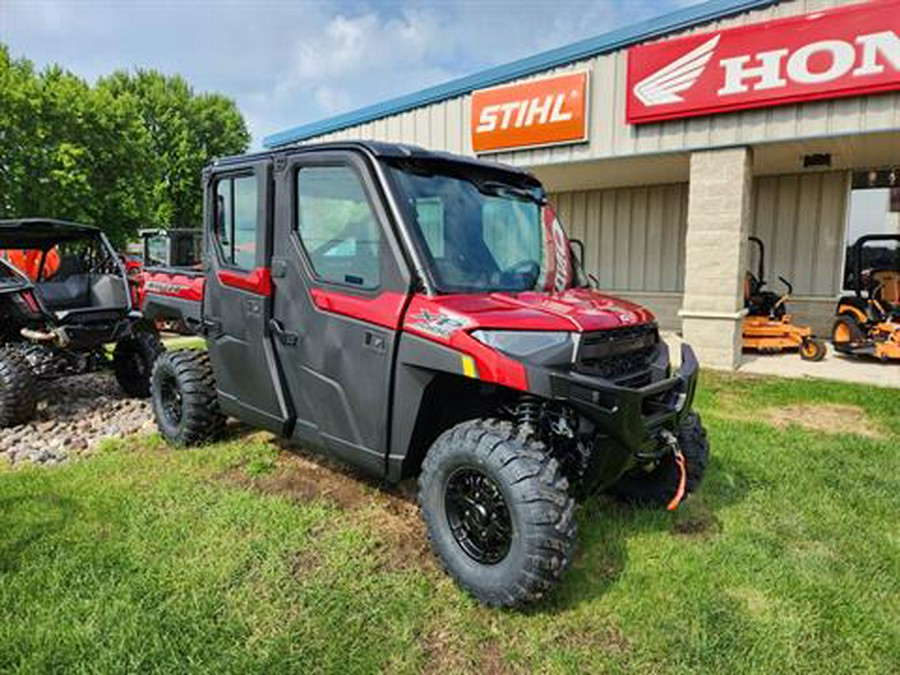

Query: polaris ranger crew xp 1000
[{"left": 143, "top": 142, "right": 708, "bottom": 608}]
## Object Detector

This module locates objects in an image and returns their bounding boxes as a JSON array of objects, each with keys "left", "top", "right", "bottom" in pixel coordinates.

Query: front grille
[{"left": 575, "top": 323, "right": 658, "bottom": 384}]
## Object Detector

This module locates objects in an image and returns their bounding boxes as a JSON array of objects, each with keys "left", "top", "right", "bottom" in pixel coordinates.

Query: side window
[
  {"left": 214, "top": 175, "right": 258, "bottom": 269},
  {"left": 296, "top": 166, "right": 381, "bottom": 289}
]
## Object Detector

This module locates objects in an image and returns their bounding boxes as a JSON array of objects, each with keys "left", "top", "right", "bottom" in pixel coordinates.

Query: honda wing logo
[
  {"left": 627, "top": 0, "right": 900, "bottom": 124},
  {"left": 633, "top": 34, "right": 720, "bottom": 106}
]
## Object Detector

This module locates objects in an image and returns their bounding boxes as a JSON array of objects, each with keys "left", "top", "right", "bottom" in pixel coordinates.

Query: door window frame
[
  {"left": 287, "top": 152, "right": 407, "bottom": 296},
  {"left": 209, "top": 170, "right": 262, "bottom": 272}
]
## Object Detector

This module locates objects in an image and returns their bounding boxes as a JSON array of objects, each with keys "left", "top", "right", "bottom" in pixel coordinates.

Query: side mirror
[{"left": 569, "top": 238, "right": 585, "bottom": 265}]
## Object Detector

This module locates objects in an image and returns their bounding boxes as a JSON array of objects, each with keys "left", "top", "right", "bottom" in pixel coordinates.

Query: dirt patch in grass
[
  {"left": 558, "top": 624, "right": 629, "bottom": 655},
  {"left": 225, "top": 442, "right": 434, "bottom": 572},
  {"left": 671, "top": 497, "right": 722, "bottom": 539},
  {"left": 362, "top": 487, "right": 434, "bottom": 572},
  {"left": 764, "top": 403, "right": 884, "bottom": 439},
  {"left": 231, "top": 447, "right": 376, "bottom": 510}
]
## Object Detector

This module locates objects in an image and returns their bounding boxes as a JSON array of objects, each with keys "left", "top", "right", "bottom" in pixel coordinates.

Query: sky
[{"left": 1, "top": 0, "right": 701, "bottom": 148}]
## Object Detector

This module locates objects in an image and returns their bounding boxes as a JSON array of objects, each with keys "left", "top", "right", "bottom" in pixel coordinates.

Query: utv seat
[{"left": 36, "top": 273, "right": 92, "bottom": 311}]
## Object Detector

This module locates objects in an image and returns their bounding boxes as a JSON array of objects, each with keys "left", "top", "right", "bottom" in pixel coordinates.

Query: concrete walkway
[
  {"left": 738, "top": 344, "right": 900, "bottom": 389},
  {"left": 663, "top": 333, "right": 899, "bottom": 388}
]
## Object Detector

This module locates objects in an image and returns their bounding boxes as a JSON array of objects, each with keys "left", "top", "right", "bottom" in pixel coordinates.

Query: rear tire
[
  {"left": 0, "top": 347, "right": 37, "bottom": 427},
  {"left": 611, "top": 412, "right": 709, "bottom": 507},
  {"left": 831, "top": 315, "right": 866, "bottom": 353},
  {"left": 114, "top": 326, "right": 164, "bottom": 398},
  {"left": 418, "top": 418, "right": 577, "bottom": 608},
  {"left": 799, "top": 337, "right": 826, "bottom": 362},
  {"left": 150, "top": 350, "right": 225, "bottom": 446}
]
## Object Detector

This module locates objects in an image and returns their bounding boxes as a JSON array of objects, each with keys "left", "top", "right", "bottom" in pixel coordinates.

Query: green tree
[
  {"left": 98, "top": 70, "right": 250, "bottom": 229},
  {"left": 0, "top": 45, "right": 250, "bottom": 245}
]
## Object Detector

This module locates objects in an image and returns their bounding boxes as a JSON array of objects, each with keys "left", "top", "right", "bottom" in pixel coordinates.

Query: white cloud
[{"left": 0, "top": 0, "right": 703, "bottom": 147}]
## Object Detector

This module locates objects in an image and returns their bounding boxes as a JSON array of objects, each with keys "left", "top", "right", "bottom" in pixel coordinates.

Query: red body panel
[
  {"left": 402, "top": 290, "right": 655, "bottom": 392},
  {"left": 141, "top": 270, "right": 206, "bottom": 306},
  {"left": 309, "top": 288, "right": 407, "bottom": 329},
  {"left": 216, "top": 267, "right": 272, "bottom": 296},
  {"left": 405, "top": 289, "right": 652, "bottom": 333}
]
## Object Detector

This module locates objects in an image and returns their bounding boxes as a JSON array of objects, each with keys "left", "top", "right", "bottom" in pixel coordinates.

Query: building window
[
  {"left": 296, "top": 166, "right": 381, "bottom": 289},
  {"left": 844, "top": 169, "right": 900, "bottom": 291},
  {"left": 214, "top": 175, "right": 258, "bottom": 269}
]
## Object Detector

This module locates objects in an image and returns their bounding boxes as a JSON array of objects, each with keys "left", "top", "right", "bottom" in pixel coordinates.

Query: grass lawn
[{"left": 1, "top": 372, "right": 898, "bottom": 674}]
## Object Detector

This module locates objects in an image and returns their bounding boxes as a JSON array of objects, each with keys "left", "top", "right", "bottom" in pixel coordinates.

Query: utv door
[
  {"left": 203, "top": 161, "right": 290, "bottom": 433},
  {"left": 270, "top": 151, "right": 411, "bottom": 475}
]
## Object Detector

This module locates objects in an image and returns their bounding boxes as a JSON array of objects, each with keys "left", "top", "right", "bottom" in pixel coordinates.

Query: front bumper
[{"left": 545, "top": 343, "right": 700, "bottom": 489}]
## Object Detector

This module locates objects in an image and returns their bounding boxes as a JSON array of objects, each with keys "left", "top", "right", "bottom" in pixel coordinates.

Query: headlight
[{"left": 471, "top": 330, "right": 572, "bottom": 358}]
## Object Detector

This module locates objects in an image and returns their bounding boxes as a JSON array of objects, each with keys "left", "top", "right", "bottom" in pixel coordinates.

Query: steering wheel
[{"left": 501, "top": 259, "right": 541, "bottom": 288}]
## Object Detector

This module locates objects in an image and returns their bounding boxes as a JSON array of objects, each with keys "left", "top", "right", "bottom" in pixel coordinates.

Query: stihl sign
[
  {"left": 627, "top": 0, "right": 900, "bottom": 124},
  {"left": 471, "top": 71, "right": 588, "bottom": 152}
]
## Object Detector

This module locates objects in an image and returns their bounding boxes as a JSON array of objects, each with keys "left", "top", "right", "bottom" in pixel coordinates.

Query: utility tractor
[
  {"left": 0, "top": 219, "right": 163, "bottom": 427},
  {"left": 833, "top": 234, "right": 900, "bottom": 361},
  {"left": 142, "top": 142, "right": 709, "bottom": 607},
  {"left": 742, "top": 236, "right": 826, "bottom": 361}
]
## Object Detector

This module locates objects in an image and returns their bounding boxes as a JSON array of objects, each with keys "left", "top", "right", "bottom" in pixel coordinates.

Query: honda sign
[
  {"left": 627, "top": 0, "right": 900, "bottom": 124},
  {"left": 471, "top": 71, "right": 589, "bottom": 152}
]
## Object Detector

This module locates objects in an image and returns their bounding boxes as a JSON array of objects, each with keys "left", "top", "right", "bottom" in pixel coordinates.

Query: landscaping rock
[{"left": 0, "top": 372, "right": 155, "bottom": 466}]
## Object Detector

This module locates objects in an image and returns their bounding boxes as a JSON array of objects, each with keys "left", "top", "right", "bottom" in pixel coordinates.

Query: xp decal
[
  {"left": 408, "top": 309, "right": 470, "bottom": 339},
  {"left": 471, "top": 71, "right": 588, "bottom": 152},
  {"left": 627, "top": 0, "right": 900, "bottom": 124}
]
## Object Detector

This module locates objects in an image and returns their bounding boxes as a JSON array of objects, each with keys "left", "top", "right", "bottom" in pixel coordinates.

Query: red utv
[{"left": 142, "top": 142, "right": 708, "bottom": 607}]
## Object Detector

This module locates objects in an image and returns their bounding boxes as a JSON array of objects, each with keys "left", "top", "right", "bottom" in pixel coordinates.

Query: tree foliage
[{"left": 0, "top": 44, "right": 250, "bottom": 245}]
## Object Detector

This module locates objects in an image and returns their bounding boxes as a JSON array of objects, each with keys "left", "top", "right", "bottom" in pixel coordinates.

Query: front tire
[
  {"left": 418, "top": 419, "right": 577, "bottom": 608},
  {"left": 150, "top": 350, "right": 225, "bottom": 446},
  {"left": 114, "top": 326, "right": 164, "bottom": 398},
  {"left": 0, "top": 347, "right": 37, "bottom": 427},
  {"left": 611, "top": 412, "right": 709, "bottom": 506},
  {"left": 799, "top": 337, "right": 826, "bottom": 362}
]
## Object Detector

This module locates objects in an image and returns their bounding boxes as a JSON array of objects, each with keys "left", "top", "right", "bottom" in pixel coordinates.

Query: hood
[{"left": 411, "top": 288, "right": 655, "bottom": 334}]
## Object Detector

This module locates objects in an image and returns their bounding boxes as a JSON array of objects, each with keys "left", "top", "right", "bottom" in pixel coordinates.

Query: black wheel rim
[
  {"left": 444, "top": 467, "right": 513, "bottom": 565},
  {"left": 158, "top": 371, "right": 183, "bottom": 427}
]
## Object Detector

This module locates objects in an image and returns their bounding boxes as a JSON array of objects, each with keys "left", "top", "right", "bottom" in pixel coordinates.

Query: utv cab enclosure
[
  {"left": 143, "top": 142, "right": 708, "bottom": 607},
  {"left": 0, "top": 219, "right": 162, "bottom": 427}
]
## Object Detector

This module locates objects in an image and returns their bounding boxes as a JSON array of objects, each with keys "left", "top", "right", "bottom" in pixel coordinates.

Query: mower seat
[{"left": 872, "top": 270, "right": 900, "bottom": 306}]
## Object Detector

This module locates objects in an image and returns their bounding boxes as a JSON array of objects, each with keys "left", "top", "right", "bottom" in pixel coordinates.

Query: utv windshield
[{"left": 388, "top": 160, "right": 574, "bottom": 294}]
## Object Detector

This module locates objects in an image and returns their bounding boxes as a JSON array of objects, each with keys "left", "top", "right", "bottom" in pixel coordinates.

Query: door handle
[{"left": 269, "top": 318, "right": 299, "bottom": 346}]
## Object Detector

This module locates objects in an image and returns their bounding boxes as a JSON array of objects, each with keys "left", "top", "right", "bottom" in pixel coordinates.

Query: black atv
[{"left": 0, "top": 218, "right": 163, "bottom": 427}]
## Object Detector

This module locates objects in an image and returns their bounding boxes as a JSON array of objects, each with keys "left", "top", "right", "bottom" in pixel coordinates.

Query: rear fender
[{"left": 141, "top": 270, "right": 205, "bottom": 334}]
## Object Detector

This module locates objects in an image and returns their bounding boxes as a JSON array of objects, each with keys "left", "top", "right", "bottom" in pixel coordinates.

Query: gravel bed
[{"left": 0, "top": 372, "right": 156, "bottom": 466}]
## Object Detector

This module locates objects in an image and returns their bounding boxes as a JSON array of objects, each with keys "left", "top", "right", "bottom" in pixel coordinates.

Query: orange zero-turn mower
[
  {"left": 832, "top": 234, "right": 900, "bottom": 362},
  {"left": 742, "top": 236, "right": 826, "bottom": 361}
]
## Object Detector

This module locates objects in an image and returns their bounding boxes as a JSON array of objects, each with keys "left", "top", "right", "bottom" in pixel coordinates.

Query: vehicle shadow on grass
[
  {"left": 528, "top": 453, "right": 753, "bottom": 614},
  {"left": 0, "top": 495, "right": 80, "bottom": 574}
]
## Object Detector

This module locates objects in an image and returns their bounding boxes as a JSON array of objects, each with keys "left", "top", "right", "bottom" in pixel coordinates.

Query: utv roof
[
  {"left": 0, "top": 218, "right": 101, "bottom": 248},
  {"left": 213, "top": 141, "right": 538, "bottom": 183}
]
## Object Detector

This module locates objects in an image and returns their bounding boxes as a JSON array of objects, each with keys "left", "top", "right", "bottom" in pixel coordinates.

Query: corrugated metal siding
[
  {"left": 302, "top": 0, "right": 899, "bottom": 166},
  {"left": 750, "top": 171, "right": 849, "bottom": 297},
  {"left": 550, "top": 183, "right": 688, "bottom": 293}
]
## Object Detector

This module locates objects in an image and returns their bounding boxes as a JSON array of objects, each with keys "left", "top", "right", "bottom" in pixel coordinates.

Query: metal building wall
[
  {"left": 549, "top": 184, "right": 688, "bottom": 293},
  {"left": 750, "top": 171, "right": 849, "bottom": 298},
  {"left": 303, "top": 0, "right": 899, "bottom": 173},
  {"left": 547, "top": 172, "right": 849, "bottom": 332}
]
